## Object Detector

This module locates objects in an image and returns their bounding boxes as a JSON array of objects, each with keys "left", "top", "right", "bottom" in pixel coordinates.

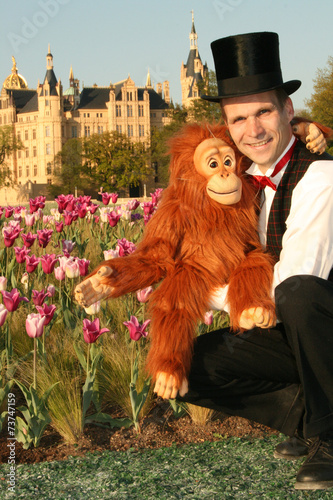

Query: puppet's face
[{"left": 193, "top": 138, "right": 242, "bottom": 205}]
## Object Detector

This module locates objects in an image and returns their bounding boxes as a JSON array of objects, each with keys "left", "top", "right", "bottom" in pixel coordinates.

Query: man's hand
[
  {"left": 74, "top": 266, "right": 113, "bottom": 307},
  {"left": 293, "top": 122, "right": 327, "bottom": 154},
  {"left": 239, "top": 306, "right": 276, "bottom": 330},
  {"left": 153, "top": 372, "right": 189, "bottom": 399}
]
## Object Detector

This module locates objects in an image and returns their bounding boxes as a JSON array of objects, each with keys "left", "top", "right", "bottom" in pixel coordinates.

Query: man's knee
[{"left": 275, "top": 275, "right": 330, "bottom": 320}]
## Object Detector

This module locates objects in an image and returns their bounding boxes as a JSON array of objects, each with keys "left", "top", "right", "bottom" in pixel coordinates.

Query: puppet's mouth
[{"left": 208, "top": 188, "right": 238, "bottom": 196}]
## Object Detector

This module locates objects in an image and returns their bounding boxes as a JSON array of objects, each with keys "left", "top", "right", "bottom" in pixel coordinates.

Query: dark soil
[{"left": 0, "top": 402, "right": 278, "bottom": 465}]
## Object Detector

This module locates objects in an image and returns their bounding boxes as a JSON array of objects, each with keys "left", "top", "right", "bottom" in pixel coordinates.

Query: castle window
[
  {"left": 18, "top": 166, "right": 22, "bottom": 177},
  {"left": 33, "top": 129, "right": 36, "bottom": 140},
  {"left": 45, "top": 126, "right": 50, "bottom": 137},
  {"left": 47, "top": 179, "right": 52, "bottom": 185},
  {"left": 138, "top": 105, "right": 144, "bottom": 117},
  {"left": 17, "top": 132, "right": 21, "bottom": 141},
  {"left": 45, "top": 100, "right": 49, "bottom": 106},
  {"left": 46, "top": 144, "right": 51, "bottom": 155},
  {"left": 25, "top": 148, "right": 29, "bottom": 158},
  {"left": 45, "top": 90, "right": 49, "bottom": 97},
  {"left": 46, "top": 162, "right": 52, "bottom": 175},
  {"left": 98, "top": 126, "right": 103, "bottom": 134},
  {"left": 25, "top": 130, "right": 28, "bottom": 141},
  {"left": 72, "top": 126, "right": 77, "bottom": 138},
  {"left": 26, "top": 165, "right": 29, "bottom": 177},
  {"left": 139, "top": 125, "right": 144, "bottom": 137},
  {"left": 127, "top": 92, "right": 132, "bottom": 101},
  {"left": 33, "top": 146, "right": 37, "bottom": 157},
  {"left": 84, "top": 126, "right": 90, "bottom": 137},
  {"left": 127, "top": 105, "right": 133, "bottom": 117},
  {"left": 127, "top": 125, "right": 133, "bottom": 137},
  {"left": 116, "top": 105, "right": 121, "bottom": 117},
  {"left": 33, "top": 165, "right": 37, "bottom": 176},
  {"left": 116, "top": 125, "right": 122, "bottom": 134}
]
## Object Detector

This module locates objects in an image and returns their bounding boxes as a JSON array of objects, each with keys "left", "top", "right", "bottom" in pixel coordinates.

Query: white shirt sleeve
[{"left": 273, "top": 160, "right": 333, "bottom": 289}]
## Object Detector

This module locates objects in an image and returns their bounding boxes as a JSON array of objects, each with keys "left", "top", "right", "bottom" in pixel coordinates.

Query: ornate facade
[{"left": 0, "top": 47, "right": 170, "bottom": 204}]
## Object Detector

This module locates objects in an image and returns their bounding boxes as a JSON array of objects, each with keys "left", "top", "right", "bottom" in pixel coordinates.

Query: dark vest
[{"left": 265, "top": 140, "right": 333, "bottom": 277}]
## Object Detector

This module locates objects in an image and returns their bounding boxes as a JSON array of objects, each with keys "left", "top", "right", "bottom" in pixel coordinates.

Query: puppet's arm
[{"left": 227, "top": 249, "right": 276, "bottom": 331}]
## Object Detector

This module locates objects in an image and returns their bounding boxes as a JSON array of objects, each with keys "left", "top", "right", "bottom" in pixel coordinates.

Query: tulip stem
[
  {"left": 86, "top": 344, "right": 90, "bottom": 374},
  {"left": 33, "top": 338, "right": 37, "bottom": 390}
]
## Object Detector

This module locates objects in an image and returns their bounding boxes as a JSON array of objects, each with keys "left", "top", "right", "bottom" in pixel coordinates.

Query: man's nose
[{"left": 246, "top": 117, "right": 264, "bottom": 137}]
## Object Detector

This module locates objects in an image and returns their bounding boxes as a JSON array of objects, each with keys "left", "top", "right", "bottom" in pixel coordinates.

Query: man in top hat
[{"left": 178, "top": 32, "right": 333, "bottom": 490}]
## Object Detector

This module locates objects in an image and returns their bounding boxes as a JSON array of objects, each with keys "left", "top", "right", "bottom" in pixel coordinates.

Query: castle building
[
  {"left": 0, "top": 47, "right": 170, "bottom": 204},
  {"left": 180, "top": 11, "right": 208, "bottom": 108}
]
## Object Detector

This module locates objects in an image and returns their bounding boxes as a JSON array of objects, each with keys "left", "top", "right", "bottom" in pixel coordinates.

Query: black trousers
[{"left": 178, "top": 275, "right": 333, "bottom": 439}]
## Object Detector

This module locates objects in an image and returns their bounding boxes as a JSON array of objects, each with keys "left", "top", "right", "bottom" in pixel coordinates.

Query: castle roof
[{"left": 4, "top": 89, "right": 37, "bottom": 112}]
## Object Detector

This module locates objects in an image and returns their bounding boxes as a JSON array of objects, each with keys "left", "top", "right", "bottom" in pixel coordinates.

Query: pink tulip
[
  {"left": 123, "top": 315, "right": 150, "bottom": 341},
  {"left": 0, "top": 304, "right": 8, "bottom": 327},
  {"left": 101, "top": 192, "right": 112, "bottom": 205},
  {"left": 36, "top": 195, "right": 46, "bottom": 209},
  {"left": 151, "top": 188, "right": 163, "bottom": 205},
  {"left": 0, "top": 208, "right": 3, "bottom": 219},
  {"left": 21, "top": 231, "right": 37, "bottom": 248},
  {"left": 35, "top": 303, "right": 56, "bottom": 326},
  {"left": 107, "top": 211, "right": 121, "bottom": 227},
  {"left": 144, "top": 213, "right": 153, "bottom": 225},
  {"left": 77, "top": 204, "right": 87, "bottom": 219},
  {"left": 87, "top": 203, "right": 99, "bottom": 214},
  {"left": 136, "top": 286, "right": 153, "bottom": 303},
  {"left": 116, "top": 238, "right": 136, "bottom": 257},
  {"left": 55, "top": 194, "right": 70, "bottom": 213},
  {"left": 83, "top": 318, "right": 109, "bottom": 344},
  {"left": 65, "top": 260, "right": 80, "bottom": 278},
  {"left": 37, "top": 229, "right": 53, "bottom": 248},
  {"left": 77, "top": 258, "right": 90, "bottom": 276},
  {"left": 3, "top": 227, "right": 21, "bottom": 247},
  {"left": 40, "top": 254, "right": 59, "bottom": 274},
  {"left": 55, "top": 221, "right": 64, "bottom": 233},
  {"left": 0, "top": 276, "right": 7, "bottom": 291},
  {"left": 32, "top": 289, "right": 50, "bottom": 306},
  {"left": 63, "top": 211, "right": 74, "bottom": 226},
  {"left": 25, "top": 213, "right": 35, "bottom": 226},
  {"left": 29, "top": 198, "right": 39, "bottom": 214},
  {"left": 204, "top": 311, "right": 214, "bottom": 326},
  {"left": 110, "top": 193, "right": 118, "bottom": 204},
  {"left": 25, "top": 313, "right": 47, "bottom": 338},
  {"left": 103, "top": 248, "right": 119, "bottom": 260},
  {"left": 1, "top": 288, "right": 29, "bottom": 312},
  {"left": 142, "top": 201, "right": 155, "bottom": 216},
  {"left": 54, "top": 266, "right": 65, "bottom": 281},
  {"left": 127, "top": 199, "right": 140, "bottom": 211},
  {"left": 25, "top": 255, "right": 40, "bottom": 273},
  {"left": 47, "top": 284, "right": 56, "bottom": 297}
]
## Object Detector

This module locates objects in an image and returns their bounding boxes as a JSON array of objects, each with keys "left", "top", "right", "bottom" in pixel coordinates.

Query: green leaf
[
  {"left": 73, "top": 341, "right": 87, "bottom": 372},
  {"left": 85, "top": 412, "right": 133, "bottom": 429}
]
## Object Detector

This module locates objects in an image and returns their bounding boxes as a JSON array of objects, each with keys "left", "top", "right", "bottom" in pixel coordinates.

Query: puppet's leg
[
  {"left": 227, "top": 249, "right": 276, "bottom": 331},
  {"left": 146, "top": 261, "right": 215, "bottom": 398}
]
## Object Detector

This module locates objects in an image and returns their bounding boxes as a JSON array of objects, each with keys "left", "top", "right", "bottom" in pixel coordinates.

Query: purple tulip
[
  {"left": 37, "top": 229, "right": 53, "bottom": 249},
  {"left": 32, "top": 289, "right": 50, "bottom": 307},
  {"left": 35, "top": 303, "right": 56, "bottom": 326},
  {"left": 21, "top": 231, "right": 37, "bottom": 248},
  {"left": 25, "top": 255, "right": 40, "bottom": 273},
  {"left": 40, "top": 254, "right": 59, "bottom": 274},
  {"left": 83, "top": 318, "right": 110, "bottom": 344},
  {"left": 25, "top": 313, "right": 47, "bottom": 338},
  {"left": 62, "top": 240, "right": 75, "bottom": 254},
  {"left": 123, "top": 315, "right": 150, "bottom": 341},
  {"left": 1, "top": 288, "right": 29, "bottom": 312}
]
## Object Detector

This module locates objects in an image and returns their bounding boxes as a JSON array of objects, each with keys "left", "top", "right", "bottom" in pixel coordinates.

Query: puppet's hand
[
  {"left": 74, "top": 266, "right": 113, "bottom": 307},
  {"left": 293, "top": 122, "right": 326, "bottom": 154},
  {"left": 154, "top": 372, "right": 189, "bottom": 399},
  {"left": 239, "top": 307, "right": 276, "bottom": 330}
]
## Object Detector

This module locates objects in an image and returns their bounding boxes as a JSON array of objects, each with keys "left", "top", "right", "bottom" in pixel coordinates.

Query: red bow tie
[{"left": 250, "top": 138, "right": 297, "bottom": 192}]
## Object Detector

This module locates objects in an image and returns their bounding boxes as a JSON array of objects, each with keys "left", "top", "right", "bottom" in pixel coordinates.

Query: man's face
[{"left": 222, "top": 91, "right": 294, "bottom": 174}]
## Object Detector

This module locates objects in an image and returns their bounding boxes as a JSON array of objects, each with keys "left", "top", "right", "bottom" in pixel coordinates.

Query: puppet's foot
[
  {"left": 74, "top": 265, "right": 113, "bottom": 307},
  {"left": 154, "top": 372, "right": 188, "bottom": 399}
]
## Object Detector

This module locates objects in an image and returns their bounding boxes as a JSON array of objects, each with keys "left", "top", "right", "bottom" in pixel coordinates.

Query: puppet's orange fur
[{"left": 90, "top": 123, "right": 276, "bottom": 386}]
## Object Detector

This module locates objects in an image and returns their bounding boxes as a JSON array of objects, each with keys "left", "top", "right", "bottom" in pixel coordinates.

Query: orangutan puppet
[{"left": 75, "top": 120, "right": 331, "bottom": 400}]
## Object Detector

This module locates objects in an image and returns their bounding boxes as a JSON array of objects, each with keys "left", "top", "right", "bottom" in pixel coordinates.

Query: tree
[
  {"left": 0, "top": 125, "right": 22, "bottom": 188},
  {"left": 83, "top": 131, "right": 151, "bottom": 191},
  {"left": 305, "top": 57, "right": 333, "bottom": 129},
  {"left": 49, "top": 138, "right": 89, "bottom": 196},
  {"left": 188, "top": 70, "right": 222, "bottom": 122}
]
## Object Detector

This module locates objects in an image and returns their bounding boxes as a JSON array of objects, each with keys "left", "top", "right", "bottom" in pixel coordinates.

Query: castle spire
[
  {"left": 189, "top": 10, "right": 198, "bottom": 50},
  {"left": 46, "top": 43, "right": 53, "bottom": 70},
  {"left": 146, "top": 68, "right": 152, "bottom": 88}
]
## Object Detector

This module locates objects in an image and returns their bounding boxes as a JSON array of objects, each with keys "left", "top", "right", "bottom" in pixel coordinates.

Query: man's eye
[
  {"left": 209, "top": 160, "right": 219, "bottom": 169},
  {"left": 258, "top": 109, "right": 269, "bottom": 116}
]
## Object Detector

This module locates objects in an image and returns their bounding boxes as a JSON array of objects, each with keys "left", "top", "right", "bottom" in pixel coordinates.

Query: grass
[{"left": 1, "top": 436, "right": 332, "bottom": 499}]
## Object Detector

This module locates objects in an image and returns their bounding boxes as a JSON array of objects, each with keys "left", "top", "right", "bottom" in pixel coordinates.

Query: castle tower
[{"left": 180, "top": 11, "right": 208, "bottom": 108}]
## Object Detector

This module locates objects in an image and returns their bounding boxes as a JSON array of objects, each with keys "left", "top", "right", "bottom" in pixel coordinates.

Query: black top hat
[{"left": 202, "top": 32, "right": 301, "bottom": 102}]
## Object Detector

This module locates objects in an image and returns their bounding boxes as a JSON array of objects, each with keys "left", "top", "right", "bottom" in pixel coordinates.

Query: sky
[{"left": 1, "top": 0, "right": 333, "bottom": 112}]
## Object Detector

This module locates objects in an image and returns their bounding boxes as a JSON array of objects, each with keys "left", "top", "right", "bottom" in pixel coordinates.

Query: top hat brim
[{"left": 201, "top": 79, "right": 301, "bottom": 103}]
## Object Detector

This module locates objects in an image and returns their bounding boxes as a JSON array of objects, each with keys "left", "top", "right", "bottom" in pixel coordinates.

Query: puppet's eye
[
  {"left": 224, "top": 157, "right": 232, "bottom": 167},
  {"left": 209, "top": 160, "right": 219, "bottom": 169}
]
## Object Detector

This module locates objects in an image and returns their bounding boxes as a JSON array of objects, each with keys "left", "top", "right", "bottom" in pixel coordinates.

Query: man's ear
[{"left": 285, "top": 97, "right": 295, "bottom": 123}]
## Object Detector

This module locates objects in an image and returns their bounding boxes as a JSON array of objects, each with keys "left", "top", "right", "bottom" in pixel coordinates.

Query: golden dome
[{"left": 3, "top": 57, "right": 28, "bottom": 90}]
